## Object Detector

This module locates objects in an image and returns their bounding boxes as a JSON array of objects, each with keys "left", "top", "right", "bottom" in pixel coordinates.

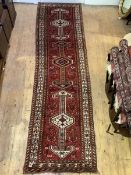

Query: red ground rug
[{"left": 24, "top": 3, "right": 97, "bottom": 173}]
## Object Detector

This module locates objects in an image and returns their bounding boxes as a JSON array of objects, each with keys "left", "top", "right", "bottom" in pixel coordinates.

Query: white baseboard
[
  {"left": 14, "top": 0, "right": 119, "bottom": 5},
  {"left": 85, "top": 0, "right": 119, "bottom": 5},
  {"left": 14, "top": 0, "right": 84, "bottom": 3}
]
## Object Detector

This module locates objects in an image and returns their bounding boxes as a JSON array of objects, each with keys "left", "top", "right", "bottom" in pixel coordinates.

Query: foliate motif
[{"left": 24, "top": 3, "right": 96, "bottom": 173}]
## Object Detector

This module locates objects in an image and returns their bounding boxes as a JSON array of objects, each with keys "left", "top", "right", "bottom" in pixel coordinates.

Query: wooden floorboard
[{"left": 0, "top": 4, "right": 130, "bottom": 175}]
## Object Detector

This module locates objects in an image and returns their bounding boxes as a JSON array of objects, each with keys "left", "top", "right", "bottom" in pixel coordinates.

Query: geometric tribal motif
[{"left": 23, "top": 3, "right": 97, "bottom": 173}]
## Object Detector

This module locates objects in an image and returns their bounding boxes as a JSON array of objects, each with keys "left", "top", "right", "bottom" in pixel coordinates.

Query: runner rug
[{"left": 24, "top": 3, "right": 97, "bottom": 173}]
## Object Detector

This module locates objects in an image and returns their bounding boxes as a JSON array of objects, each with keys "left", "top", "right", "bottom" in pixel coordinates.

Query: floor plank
[{"left": 0, "top": 4, "right": 130, "bottom": 175}]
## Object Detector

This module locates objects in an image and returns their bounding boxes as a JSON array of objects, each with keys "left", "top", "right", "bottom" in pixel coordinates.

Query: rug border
[{"left": 78, "top": 2, "right": 97, "bottom": 171}]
